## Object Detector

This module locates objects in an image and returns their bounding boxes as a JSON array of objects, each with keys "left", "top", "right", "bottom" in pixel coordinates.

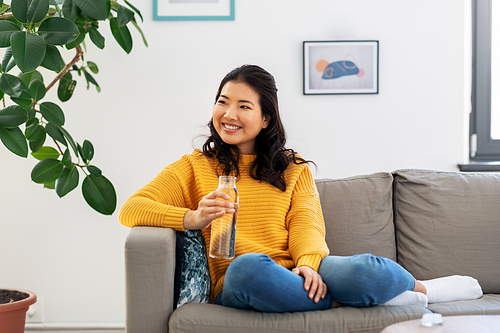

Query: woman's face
[{"left": 212, "top": 81, "right": 269, "bottom": 155}]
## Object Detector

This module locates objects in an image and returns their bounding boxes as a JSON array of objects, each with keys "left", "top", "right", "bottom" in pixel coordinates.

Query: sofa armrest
[{"left": 125, "top": 226, "right": 176, "bottom": 333}]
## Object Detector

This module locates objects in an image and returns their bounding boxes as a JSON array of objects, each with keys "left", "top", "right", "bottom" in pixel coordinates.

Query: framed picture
[
  {"left": 153, "top": 0, "right": 235, "bottom": 21},
  {"left": 303, "top": 40, "right": 379, "bottom": 95}
]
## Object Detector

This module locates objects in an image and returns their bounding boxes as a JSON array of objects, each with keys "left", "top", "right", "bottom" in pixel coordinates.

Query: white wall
[{"left": 0, "top": 0, "right": 468, "bottom": 325}]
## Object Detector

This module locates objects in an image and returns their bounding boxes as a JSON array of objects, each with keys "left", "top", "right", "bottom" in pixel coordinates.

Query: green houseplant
[
  {"left": 0, "top": 0, "right": 146, "bottom": 331},
  {"left": 0, "top": 0, "right": 146, "bottom": 215}
]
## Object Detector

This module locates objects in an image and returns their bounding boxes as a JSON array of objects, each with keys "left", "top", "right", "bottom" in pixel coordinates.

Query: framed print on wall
[
  {"left": 153, "top": 0, "right": 235, "bottom": 21},
  {"left": 303, "top": 40, "right": 379, "bottom": 95}
]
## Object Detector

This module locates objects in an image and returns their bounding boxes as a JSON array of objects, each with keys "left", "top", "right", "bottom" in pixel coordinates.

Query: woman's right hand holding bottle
[{"left": 183, "top": 190, "right": 236, "bottom": 230}]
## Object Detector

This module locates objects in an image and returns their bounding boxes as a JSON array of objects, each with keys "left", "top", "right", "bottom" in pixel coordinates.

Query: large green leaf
[
  {"left": 82, "top": 173, "right": 116, "bottom": 215},
  {"left": 110, "top": 17, "right": 132, "bottom": 54},
  {"left": 82, "top": 139, "right": 93, "bottom": 161},
  {"left": 77, "top": 142, "right": 85, "bottom": 162},
  {"left": 88, "top": 27, "right": 104, "bottom": 49},
  {"left": 57, "top": 71, "right": 76, "bottom": 102},
  {"left": 1, "top": 47, "right": 16, "bottom": 73},
  {"left": 124, "top": 0, "right": 142, "bottom": 22},
  {"left": 0, "top": 73, "right": 28, "bottom": 97},
  {"left": 55, "top": 165, "right": 79, "bottom": 197},
  {"left": 11, "top": 0, "right": 30, "bottom": 23},
  {"left": 58, "top": 125, "right": 78, "bottom": 156},
  {"left": 61, "top": 147, "right": 72, "bottom": 168},
  {"left": 25, "top": 118, "right": 44, "bottom": 141},
  {"left": 117, "top": 5, "right": 134, "bottom": 26},
  {"left": 74, "top": 0, "right": 107, "bottom": 20},
  {"left": 11, "top": 0, "right": 50, "bottom": 23},
  {"left": 40, "top": 101, "right": 65, "bottom": 126},
  {"left": 9, "top": 73, "right": 33, "bottom": 106},
  {"left": 31, "top": 145, "right": 60, "bottom": 160},
  {"left": 29, "top": 127, "right": 46, "bottom": 152},
  {"left": 27, "top": 0, "right": 50, "bottom": 23},
  {"left": 29, "top": 79, "right": 45, "bottom": 101},
  {"left": 62, "top": 0, "right": 80, "bottom": 21},
  {"left": 0, "top": 125, "right": 28, "bottom": 157},
  {"left": 86, "top": 164, "right": 101, "bottom": 176},
  {"left": 41, "top": 44, "right": 65, "bottom": 72},
  {"left": 45, "top": 122, "right": 67, "bottom": 146},
  {"left": 38, "top": 17, "right": 79, "bottom": 45},
  {"left": 10, "top": 90, "right": 32, "bottom": 108},
  {"left": 64, "top": 27, "right": 85, "bottom": 49},
  {"left": 31, "top": 158, "right": 63, "bottom": 184},
  {"left": 18, "top": 70, "right": 43, "bottom": 85},
  {"left": 10, "top": 31, "right": 46, "bottom": 73},
  {"left": 0, "top": 105, "right": 28, "bottom": 128},
  {"left": 0, "top": 21, "right": 21, "bottom": 47}
]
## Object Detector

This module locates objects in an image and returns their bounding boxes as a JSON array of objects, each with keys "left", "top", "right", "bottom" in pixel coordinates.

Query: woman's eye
[
  {"left": 240, "top": 105, "right": 250, "bottom": 109},
  {"left": 217, "top": 100, "right": 227, "bottom": 105}
]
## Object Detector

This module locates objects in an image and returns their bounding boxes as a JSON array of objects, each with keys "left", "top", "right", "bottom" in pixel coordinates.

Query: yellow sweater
[{"left": 119, "top": 150, "right": 330, "bottom": 302}]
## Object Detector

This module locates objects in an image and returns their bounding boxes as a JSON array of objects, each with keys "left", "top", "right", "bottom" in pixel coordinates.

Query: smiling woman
[
  {"left": 120, "top": 65, "right": 484, "bottom": 315},
  {"left": 201, "top": 65, "right": 311, "bottom": 191}
]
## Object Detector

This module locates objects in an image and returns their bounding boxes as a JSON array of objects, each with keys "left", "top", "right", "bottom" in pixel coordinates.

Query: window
[{"left": 463, "top": 0, "right": 500, "bottom": 170}]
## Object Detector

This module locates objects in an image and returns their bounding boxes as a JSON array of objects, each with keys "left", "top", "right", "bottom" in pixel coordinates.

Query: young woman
[{"left": 119, "top": 65, "right": 482, "bottom": 312}]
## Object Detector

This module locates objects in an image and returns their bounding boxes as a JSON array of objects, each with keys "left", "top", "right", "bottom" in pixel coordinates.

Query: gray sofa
[{"left": 124, "top": 169, "right": 500, "bottom": 333}]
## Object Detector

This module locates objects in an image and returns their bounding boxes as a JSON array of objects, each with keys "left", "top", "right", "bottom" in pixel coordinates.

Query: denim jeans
[{"left": 215, "top": 253, "right": 415, "bottom": 312}]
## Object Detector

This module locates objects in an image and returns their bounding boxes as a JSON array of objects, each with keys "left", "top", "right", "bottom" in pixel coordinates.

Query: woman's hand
[
  {"left": 292, "top": 266, "right": 328, "bottom": 303},
  {"left": 183, "top": 190, "right": 236, "bottom": 230}
]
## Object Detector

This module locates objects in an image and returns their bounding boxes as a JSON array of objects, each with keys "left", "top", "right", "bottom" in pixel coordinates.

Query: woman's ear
[{"left": 262, "top": 116, "right": 270, "bottom": 129}]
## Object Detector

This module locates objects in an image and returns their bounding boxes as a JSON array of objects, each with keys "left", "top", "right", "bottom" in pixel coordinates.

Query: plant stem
[
  {"left": 45, "top": 46, "right": 84, "bottom": 93},
  {"left": 53, "top": 138, "right": 64, "bottom": 155}
]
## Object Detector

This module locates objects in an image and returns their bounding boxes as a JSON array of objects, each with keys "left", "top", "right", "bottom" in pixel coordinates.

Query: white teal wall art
[
  {"left": 153, "top": 0, "right": 235, "bottom": 20},
  {"left": 303, "top": 40, "right": 379, "bottom": 95}
]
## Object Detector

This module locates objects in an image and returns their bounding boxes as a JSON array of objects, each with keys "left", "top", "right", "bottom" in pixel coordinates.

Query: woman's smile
[{"left": 222, "top": 123, "right": 242, "bottom": 131}]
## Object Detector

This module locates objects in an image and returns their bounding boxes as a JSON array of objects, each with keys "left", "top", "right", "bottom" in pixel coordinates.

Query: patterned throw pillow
[{"left": 176, "top": 230, "right": 211, "bottom": 308}]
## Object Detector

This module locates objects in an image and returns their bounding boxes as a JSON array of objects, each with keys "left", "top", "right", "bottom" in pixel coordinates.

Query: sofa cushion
[
  {"left": 393, "top": 169, "right": 500, "bottom": 294},
  {"left": 315, "top": 172, "right": 396, "bottom": 260},
  {"left": 175, "top": 230, "right": 211, "bottom": 308},
  {"left": 427, "top": 294, "right": 500, "bottom": 316},
  {"left": 169, "top": 303, "right": 430, "bottom": 333}
]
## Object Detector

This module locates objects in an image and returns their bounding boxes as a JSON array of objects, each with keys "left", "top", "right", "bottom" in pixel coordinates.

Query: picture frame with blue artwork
[
  {"left": 303, "top": 40, "right": 379, "bottom": 95},
  {"left": 153, "top": 0, "right": 235, "bottom": 21}
]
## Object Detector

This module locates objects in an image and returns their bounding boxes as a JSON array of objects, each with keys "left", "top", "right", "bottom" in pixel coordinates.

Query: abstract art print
[
  {"left": 303, "top": 41, "right": 379, "bottom": 95},
  {"left": 153, "top": 0, "right": 234, "bottom": 20}
]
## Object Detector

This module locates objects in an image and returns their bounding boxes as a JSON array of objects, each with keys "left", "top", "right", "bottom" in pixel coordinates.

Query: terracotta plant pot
[{"left": 0, "top": 289, "right": 37, "bottom": 333}]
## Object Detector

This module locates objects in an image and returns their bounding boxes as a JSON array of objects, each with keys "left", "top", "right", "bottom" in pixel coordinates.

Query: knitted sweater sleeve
[
  {"left": 118, "top": 160, "right": 191, "bottom": 231},
  {"left": 286, "top": 164, "right": 330, "bottom": 271}
]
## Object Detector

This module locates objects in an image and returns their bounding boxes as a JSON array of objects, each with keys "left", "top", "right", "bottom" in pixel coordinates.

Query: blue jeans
[{"left": 215, "top": 253, "right": 415, "bottom": 312}]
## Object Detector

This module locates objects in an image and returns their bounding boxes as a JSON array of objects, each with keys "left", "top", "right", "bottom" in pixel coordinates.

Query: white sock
[
  {"left": 382, "top": 291, "right": 428, "bottom": 307},
  {"left": 419, "top": 275, "right": 483, "bottom": 304}
]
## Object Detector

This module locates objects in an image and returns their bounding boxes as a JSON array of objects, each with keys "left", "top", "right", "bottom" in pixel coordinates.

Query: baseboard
[
  {"left": 25, "top": 330, "right": 125, "bottom": 333},
  {"left": 25, "top": 323, "right": 125, "bottom": 333}
]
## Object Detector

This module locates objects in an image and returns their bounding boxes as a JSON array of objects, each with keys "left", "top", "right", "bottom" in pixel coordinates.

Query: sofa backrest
[
  {"left": 393, "top": 169, "right": 500, "bottom": 294},
  {"left": 315, "top": 172, "right": 396, "bottom": 261}
]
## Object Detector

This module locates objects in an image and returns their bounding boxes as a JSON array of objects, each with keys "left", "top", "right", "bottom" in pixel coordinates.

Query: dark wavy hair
[{"left": 202, "top": 65, "right": 312, "bottom": 191}]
